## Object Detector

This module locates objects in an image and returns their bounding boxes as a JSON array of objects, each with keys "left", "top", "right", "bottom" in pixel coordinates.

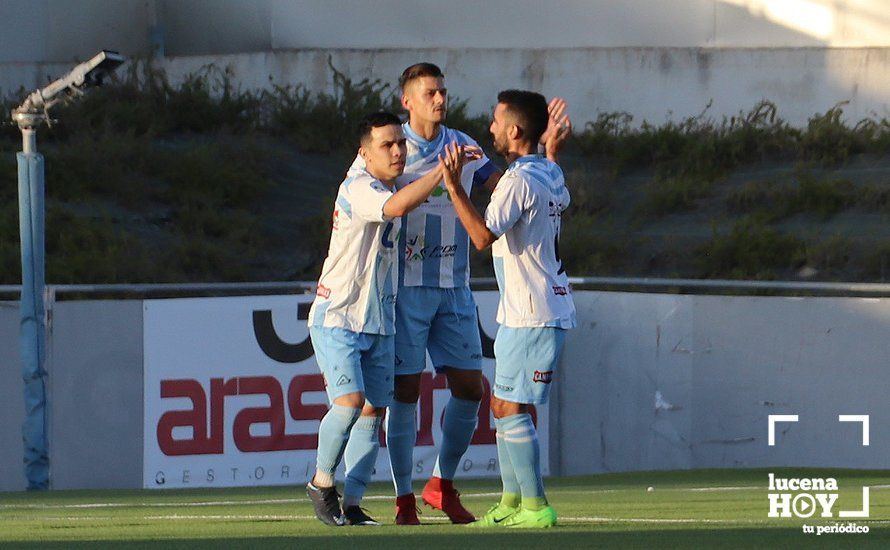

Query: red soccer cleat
[
  {"left": 395, "top": 493, "right": 421, "bottom": 525},
  {"left": 421, "top": 476, "right": 475, "bottom": 524}
]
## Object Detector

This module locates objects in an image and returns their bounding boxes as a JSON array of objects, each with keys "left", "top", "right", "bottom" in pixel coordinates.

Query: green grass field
[{"left": 1, "top": 468, "right": 887, "bottom": 548}]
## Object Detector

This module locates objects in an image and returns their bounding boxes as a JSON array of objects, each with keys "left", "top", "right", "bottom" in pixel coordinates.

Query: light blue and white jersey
[
  {"left": 485, "top": 155, "right": 576, "bottom": 329},
  {"left": 308, "top": 169, "right": 401, "bottom": 335},
  {"left": 349, "top": 123, "right": 497, "bottom": 288}
]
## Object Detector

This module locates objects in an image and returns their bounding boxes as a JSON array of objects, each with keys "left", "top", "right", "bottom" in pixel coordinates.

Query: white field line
[
  {"left": 2, "top": 514, "right": 765, "bottom": 524},
  {"left": 0, "top": 493, "right": 500, "bottom": 510},
  {"left": 4, "top": 483, "right": 886, "bottom": 512},
  {"left": 0, "top": 485, "right": 775, "bottom": 511},
  {"left": 8, "top": 513, "right": 890, "bottom": 525}
]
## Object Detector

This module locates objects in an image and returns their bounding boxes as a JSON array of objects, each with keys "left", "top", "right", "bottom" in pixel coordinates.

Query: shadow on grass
[{"left": 5, "top": 527, "right": 888, "bottom": 549}]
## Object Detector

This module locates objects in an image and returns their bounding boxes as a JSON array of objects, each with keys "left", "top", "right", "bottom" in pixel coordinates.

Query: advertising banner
[{"left": 143, "top": 292, "right": 548, "bottom": 489}]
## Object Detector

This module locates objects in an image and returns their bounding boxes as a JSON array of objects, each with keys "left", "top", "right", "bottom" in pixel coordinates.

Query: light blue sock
[
  {"left": 343, "top": 414, "right": 384, "bottom": 506},
  {"left": 315, "top": 404, "right": 362, "bottom": 485},
  {"left": 498, "top": 413, "right": 545, "bottom": 503},
  {"left": 494, "top": 417, "right": 521, "bottom": 505},
  {"left": 432, "top": 397, "right": 480, "bottom": 479},
  {"left": 385, "top": 399, "right": 417, "bottom": 496}
]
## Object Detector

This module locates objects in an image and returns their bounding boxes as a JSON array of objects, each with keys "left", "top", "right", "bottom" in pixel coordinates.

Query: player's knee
[
  {"left": 445, "top": 369, "right": 484, "bottom": 402},
  {"left": 393, "top": 374, "right": 421, "bottom": 403},
  {"left": 450, "top": 378, "right": 483, "bottom": 401},
  {"left": 490, "top": 396, "right": 524, "bottom": 418},
  {"left": 361, "top": 404, "right": 386, "bottom": 417},
  {"left": 332, "top": 392, "right": 365, "bottom": 409}
]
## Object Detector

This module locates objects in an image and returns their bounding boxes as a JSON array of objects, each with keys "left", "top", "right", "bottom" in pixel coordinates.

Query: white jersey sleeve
[
  {"left": 350, "top": 176, "right": 394, "bottom": 222},
  {"left": 485, "top": 173, "right": 531, "bottom": 238}
]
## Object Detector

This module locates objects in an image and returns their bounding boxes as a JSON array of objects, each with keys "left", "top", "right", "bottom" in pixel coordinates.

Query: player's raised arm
[
  {"left": 540, "top": 97, "right": 572, "bottom": 164},
  {"left": 442, "top": 143, "right": 499, "bottom": 250},
  {"left": 382, "top": 163, "right": 445, "bottom": 218}
]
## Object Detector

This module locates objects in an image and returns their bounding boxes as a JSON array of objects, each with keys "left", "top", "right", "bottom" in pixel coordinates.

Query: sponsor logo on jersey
[
  {"left": 316, "top": 284, "right": 331, "bottom": 299},
  {"left": 382, "top": 221, "right": 396, "bottom": 248},
  {"left": 429, "top": 184, "right": 452, "bottom": 202},
  {"left": 548, "top": 200, "right": 563, "bottom": 218},
  {"left": 533, "top": 370, "right": 553, "bottom": 384},
  {"left": 405, "top": 235, "right": 457, "bottom": 261},
  {"left": 405, "top": 235, "right": 425, "bottom": 261},
  {"left": 552, "top": 286, "right": 568, "bottom": 296}
]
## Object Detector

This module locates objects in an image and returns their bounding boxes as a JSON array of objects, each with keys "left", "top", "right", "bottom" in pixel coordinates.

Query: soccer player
[
  {"left": 349, "top": 63, "right": 570, "bottom": 525},
  {"left": 306, "top": 111, "right": 481, "bottom": 526},
  {"left": 440, "top": 90, "right": 575, "bottom": 529}
]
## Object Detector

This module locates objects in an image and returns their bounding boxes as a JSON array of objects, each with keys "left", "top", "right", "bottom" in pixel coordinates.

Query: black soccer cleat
[
  {"left": 342, "top": 505, "right": 381, "bottom": 526},
  {"left": 306, "top": 483, "right": 344, "bottom": 526}
]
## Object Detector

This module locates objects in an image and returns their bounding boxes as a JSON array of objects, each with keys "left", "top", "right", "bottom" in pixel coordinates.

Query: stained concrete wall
[
  {"left": 558, "top": 292, "right": 888, "bottom": 475},
  {"left": 4, "top": 0, "right": 890, "bottom": 63},
  {"left": 0, "top": 0, "right": 153, "bottom": 64},
  {"left": 2, "top": 291, "right": 889, "bottom": 490},
  {"left": 0, "top": 0, "right": 890, "bottom": 126},
  {"left": 0, "top": 303, "right": 27, "bottom": 492},
  {"left": 47, "top": 301, "right": 143, "bottom": 490},
  {"left": 267, "top": 0, "right": 890, "bottom": 49},
  {"left": 151, "top": 47, "right": 890, "bottom": 130},
  {"left": 3, "top": 46, "right": 889, "bottom": 129},
  {"left": 3, "top": 1, "right": 890, "bottom": 126}
]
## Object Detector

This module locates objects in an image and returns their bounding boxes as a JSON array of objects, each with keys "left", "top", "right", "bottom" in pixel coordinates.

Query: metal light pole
[{"left": 11, "top": 50, "right": 125, "bottom": 490}]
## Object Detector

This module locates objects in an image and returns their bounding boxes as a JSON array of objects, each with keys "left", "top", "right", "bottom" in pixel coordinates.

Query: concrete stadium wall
[
  {"left": 47, "top": 301, "right": 144, "bottom": 490},
  {"left": 559, "top": 292, "right": 888, "bottom": 476},
  {"left": 4, "top": 47, "right": 889, "bottom": 130},
  {"left": 3, "top": 0, "right": 890, "bottom": 63},
  {"left": 3, "top": 2, "right": 890, "bottom": 126},
  {"left": 267, "top": 0, "right": 890, "bottom": 49},
  {"left": 0, "top": 303, "right": 27, "bottom": 492},
  {"left": 1, "top": 291, "right": 889, "bottom": 490},
  {"left": 143, "top": 47, "right": 890, "bottom": 130}
]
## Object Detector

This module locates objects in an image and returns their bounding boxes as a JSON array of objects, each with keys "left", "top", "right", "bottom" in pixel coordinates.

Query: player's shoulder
[
  {"left": 542, "top": 158, "right": 565, "bottom": 184},
  {"left": 493, "top": 168, "right": 532, "bottom": 197},
  {"left": 342, "top": 170, "right": 389, "bottom": 195},
  {"left": 514, "top": 157, "right": 564, "bottom": 186}
]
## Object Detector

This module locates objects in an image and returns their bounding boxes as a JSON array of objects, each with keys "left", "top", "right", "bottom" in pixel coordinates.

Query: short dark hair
[
  {"left": 358, "top": 111, "right": 402, "bottom": 145},
  {"left": 399, "top": 62, "right": 444, "bottom": 91},
  {"left": 497, "top": 90, "right": 549, "bottom": 146}
]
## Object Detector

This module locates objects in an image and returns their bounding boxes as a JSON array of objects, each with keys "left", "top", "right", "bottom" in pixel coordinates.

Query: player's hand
[
  {"left": 542, "top": 97, "right": 572, "bottom": 157},
  {"left": 461, "top": 145, "right": 484, "bottom": 162},
  {"left": 439, "top": 143, "right": 472, "bottom": 190}
]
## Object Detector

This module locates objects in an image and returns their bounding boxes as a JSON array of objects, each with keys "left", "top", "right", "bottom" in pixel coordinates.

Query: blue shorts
[
  {"left": 493, "top": 326, "right": 567, "bottom": 405},
  {"left": 394, "top": 286, "right": 483, "bottom": 376},
  {"left": 309, "top": 326, "right": 395, "bottom": 408}
]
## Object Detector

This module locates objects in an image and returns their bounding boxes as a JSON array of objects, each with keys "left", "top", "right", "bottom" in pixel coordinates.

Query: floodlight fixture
[
  {"left": 12, "top": 50, "right": 126, "bottom": 136},
  {"left": 11, "top": 49, "right": 126, "bottom": 490}
]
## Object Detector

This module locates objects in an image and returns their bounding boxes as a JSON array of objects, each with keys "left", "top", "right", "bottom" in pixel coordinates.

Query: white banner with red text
[{"left": 142, "top": 293, "right": 549, "bottom": 489}]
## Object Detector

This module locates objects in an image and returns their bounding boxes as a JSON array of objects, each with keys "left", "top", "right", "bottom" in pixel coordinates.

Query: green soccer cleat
[
  {"left": 500, "top": 505, "right": 557, "bottom": 528},
  {"left": 467, "top": 503, "right": 519, "bottom": 527}
]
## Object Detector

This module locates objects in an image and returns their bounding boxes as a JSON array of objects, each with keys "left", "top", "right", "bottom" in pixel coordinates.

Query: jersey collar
[
  {"left": 403, "top": 122, "right": 446, "bottom": 155},
  {"left": 508, "top": 154, "right": 544, "bottom": 170}
]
